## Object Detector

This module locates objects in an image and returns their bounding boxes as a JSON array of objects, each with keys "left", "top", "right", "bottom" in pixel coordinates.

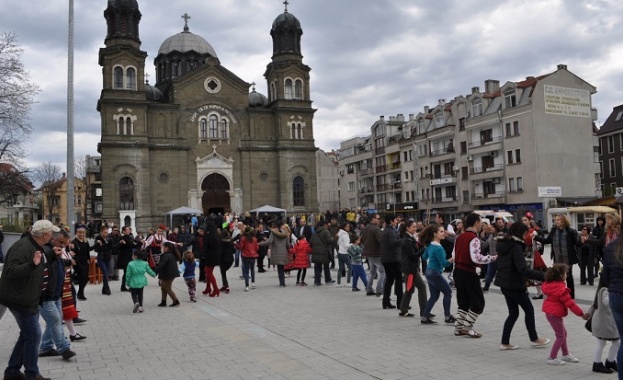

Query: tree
[
  {"left": 33, "top": 162, "right": 63, "bottom": 221},
  {"left": 0, "top": 32, "right": 40, "bottom": 204},
  {"left": 74, "top": 155, "right": 89, "bottom": 222}
]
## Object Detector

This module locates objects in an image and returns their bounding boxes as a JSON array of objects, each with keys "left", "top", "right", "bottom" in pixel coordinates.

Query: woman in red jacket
[
  {"left": 237, "top": 227, "right": 259, "bottom": 292},
  {"left": 291, "top": 236, "right": 312, "bottom": 286},
  {"left": 542, "top": 263, "right": 590, "bottom": 365}
]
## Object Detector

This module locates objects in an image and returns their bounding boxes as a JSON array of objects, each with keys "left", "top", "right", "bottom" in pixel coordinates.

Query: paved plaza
[{"left": 0, "top": 258, "right": 617, "bottom": 380}]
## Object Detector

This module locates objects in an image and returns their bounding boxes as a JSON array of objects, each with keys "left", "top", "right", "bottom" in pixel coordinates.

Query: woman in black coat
[
  {"left": 201, "top": 221, "right": 222, "bottom": 297},
  {"left": 219, "top": 228, "right": 235, "bottom": 294},
  {"left": 157, "top": 242, "right": 180, "bottom": 307},
  {"left": 398, "top": 220, "right": 427, "bottom": 318},
  {"left": 494, "top": 221, "right": 549, "bottom": 350}
]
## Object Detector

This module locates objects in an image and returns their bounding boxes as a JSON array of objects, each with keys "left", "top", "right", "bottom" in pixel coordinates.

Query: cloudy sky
[{"left": 1, "top": 0, "right": 622, "bottom": 171}]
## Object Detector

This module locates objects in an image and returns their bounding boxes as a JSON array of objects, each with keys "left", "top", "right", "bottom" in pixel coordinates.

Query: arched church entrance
[{"left": 201, "top": 173, "right": 230, "bottom": 215}]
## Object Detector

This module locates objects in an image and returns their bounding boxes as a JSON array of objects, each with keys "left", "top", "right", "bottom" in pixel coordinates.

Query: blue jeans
[
  {"left": 483, "top": 261, "right": 497, "bottom": 288},
  {"left": 608, "top": 290, "right": 623, "bottom": 378},
  {"left": 242, "top": 257, "right": 256, "bottom": 287},
  {"left": 39, "top": 299, "right": 70, "bottom": 354},
  {"left": 424, "top": 269, "right": 453, "bottom": 318},
  {"left": 337, "top": 253, "right": 352, "bottom": 285},
  {"left": 97, "top": 259, "right": 110, "bottom": 291},
  {"left": 6, "top": 308, "right": 41, "bottom": 376},
  {"left": 351, "top": 264, "right": 368, "bottom": 289}
]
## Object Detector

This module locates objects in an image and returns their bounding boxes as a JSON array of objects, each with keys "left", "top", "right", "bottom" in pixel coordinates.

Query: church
[{"left": 97, "top": 0, "right": 319, "bottom": 230}]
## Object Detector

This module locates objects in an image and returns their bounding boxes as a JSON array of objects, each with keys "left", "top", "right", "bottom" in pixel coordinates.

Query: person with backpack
[{"left": 398, "top": 219, "right": 427, "bottom": 318}]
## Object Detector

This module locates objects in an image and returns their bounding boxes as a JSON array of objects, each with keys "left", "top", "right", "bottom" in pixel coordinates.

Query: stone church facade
[{"left": 97, "top": 0, "right": 318, "bottom": 230}]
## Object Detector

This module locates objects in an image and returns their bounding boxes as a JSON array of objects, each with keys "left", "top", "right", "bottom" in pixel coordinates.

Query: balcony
[
  {"left": 429, "top": 146, "right": 455, "bottom": 157},
  {"left": 431, "top": 196, "right": 458, "bottom": 205},
  {"left": 469, "top": 164, "right": 505, "bottom": 174},
  {"left": 472, "top": 191, "right": 506, "bottom": 199},
  {"left": 468, "top": 136, "right": 503, "bottom": 149},
  {"left": 375, "top": 147, "right": 386, "bottom": 155},
  {"left": 429, "top": 175, "right": 457, "bottom": 186},
  {"left": 375, "top": 165, "right": 387, "bottom": 173},
  {"left": 359, "top": 167, "right": 374, "bottom": 176}
]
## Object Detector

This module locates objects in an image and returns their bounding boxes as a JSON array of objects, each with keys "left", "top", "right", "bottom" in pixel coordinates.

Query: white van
[{"left": 472, "top": 210, "right": 516, "bottom": 225}]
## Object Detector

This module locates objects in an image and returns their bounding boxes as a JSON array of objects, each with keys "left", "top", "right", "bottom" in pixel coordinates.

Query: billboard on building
[{"left": 544, "top": 85, "right": 590, "bottom": 118}]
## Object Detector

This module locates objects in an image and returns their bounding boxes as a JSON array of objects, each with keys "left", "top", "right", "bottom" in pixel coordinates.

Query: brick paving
[{"left": 0, "top": 258, "right": 617, "bottom": 379}]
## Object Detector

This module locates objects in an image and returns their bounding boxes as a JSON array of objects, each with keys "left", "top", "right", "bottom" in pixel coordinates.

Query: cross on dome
[
  {"left": 283, "top": 0, "right": 289, "bottom": 13},
  {"left": 251, "top": 82, "right": 256, "bottom": 91},
  {"left": 181, "top": 13, "right": 191, "bottom": 31}
]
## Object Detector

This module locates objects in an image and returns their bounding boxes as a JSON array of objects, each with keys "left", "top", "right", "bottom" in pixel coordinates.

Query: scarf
[{"left": 552, "top": 228, "right": 569, "bottom": 264}]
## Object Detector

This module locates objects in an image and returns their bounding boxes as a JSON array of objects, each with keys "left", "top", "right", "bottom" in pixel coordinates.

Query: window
[
  {"left": 403, "top": 151, "right": 408, "bottom": 162},
  {"left": 515, "top": 149, "right": 521, "bottom": 163},
  {"left": 200, "top": 119, "right": 207, "bottom": 138},
  {"left": 126, "top": 67, "right": 136, "bottom": 90},
  {"left": 472, "top": 99, "right": 482, "bottom": 117},
  {"left": 114, "top": 66, "right": 124, "bottom": 89},
  {"left": 460, "top": 141, "right": 467, "bottom": 154},
  {"left": 609, "top": 136, "right": 615, "bottom": 153},
  {"left": 609, "top": 158, "right": 616, "bottom": 177},
  {"left": 480, "top": 129, "right": 493, "bottom": 143},
  {"left": 285, "top": 79, "right": 293, "bottom": 100},
  {"left": 509, "top": 178, "right": 516, "bottom": 192},
  {"left": 505, "top": 123, "right": 511, "bottom": 137},
  {"left": 436, "top": 113, "right": 444, "bottom": 127},
  {"left": 209, "top": 115, "right": 218, "bottom": 138},
  {"left": 293, "top": 176, "right": 305, "bottom": 206},
  {"left": 517, "top": 177, "right": 523, "bottom": 191},
  {"left": 374, "top": 124, "right": 385, "bottom": 137},
  {"left": 507, "top": 150, "right": 514, "bottom": 164},
  {"left": 119, "top": 177, "right": 134, "bottom": 210},
  {"left": 410, "top": 170, "right": 414, "bottom": 181},
  {"left": 294, "top": 79, "right": 303, "bottom": 99},
  {"left": 445, "top": 186, "right": 456, "bottom": 199},
  {"left": 220, "top": 119, "right": 228, "bottom": 139},
  {"left": 270, "top": 82, "right": 276, "bottom": 101},
  {"left": 600, "top": 161, "right": 603, "bottom": 178},
  {"left": 461, "top": 166, "right": 468, "bottom": 180},
  {"left": 347, "top": 164, "right": 354, "bottom": 174},
  {"left": 408, "top": 150, "right": 413, "bottom": 160},
  {"left": 482, "top": 155, "right": 494, "bottom": 170},
  {"left": 513, "top": 121, "right": 519, "bottom": 136},
  {"left": 125, "top": 116, "right": 132, "bottom": 135},
  {"left": 444, "top": 162, "right": 453, "bottom": 175},
  {"left": 459, "top": 117, "right": 465, "bottom": 131},
  {"left": 617, "top": 111, "right": 623, "bottom": 121},
  {"left": 348, "top": 182, "right": 355, "bottom": 191},
  {"left": 118, "top": 117, "right": 125, "bottom": 135},
  {"left": 504, "top": 90, "right": 516, "bottom": 108}
]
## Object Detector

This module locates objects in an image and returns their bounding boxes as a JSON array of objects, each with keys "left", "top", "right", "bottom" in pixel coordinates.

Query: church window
[
  {"left": 172, "top": 62, "right": 178, "bottom": 78},
  {"left": 285, "top": 79, "right": 293, "bottom": 99},
  {"left": 114, "top": 67, "right": 124, "bottom": 89},
  {"left": 293, "top": 176, "right": 305, "bottom": 207},
  {"left": 220, "top": 119, "right": 228, "bottom": 139},
  {"left": 126, "top": 116, "right": 133, "bottom": 135},
  {"left": 199, "top": 119, "right": 208, "bottom": 139},
  {"left": 270, "top": 82, "right": 276, "bottom": 101},
  {"left": 119, "top": 177, "right": 134, "bottom": 210},
  {"left": 209, "top": 115, "right": 218, "bottom": 138},
  {"left": 118, "top": 117, "right": 124, "bottom": 135},
  {"left": 126, "top": 67, "right": 136, "bottom": 90},
  {"left": 294, "top": 79, "right": 303, "bottom": 99}
]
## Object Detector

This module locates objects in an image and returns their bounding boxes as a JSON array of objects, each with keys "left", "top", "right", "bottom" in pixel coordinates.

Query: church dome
[
  {"left": 248, "top": 90, "right": 268, "bottom": 107},
  {"left": 107, "top": 0, "right": 139, "bottom": 10},
  {"left": 145, "top": 81, "right": 163, "bottom": 102},
  {"left": 271, "top": 12, "right": 301, "bottom": 31},
  {"left": 158, "top": 27, "right": 217, "bottom": 57}
]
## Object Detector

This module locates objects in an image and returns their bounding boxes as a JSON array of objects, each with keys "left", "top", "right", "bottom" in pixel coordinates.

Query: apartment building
[
  {"left": 338, "top": 64, "right": 600, "bottom": 222},
  {"left": 596, "top": 104, "right": 623, "bottom": 195}
]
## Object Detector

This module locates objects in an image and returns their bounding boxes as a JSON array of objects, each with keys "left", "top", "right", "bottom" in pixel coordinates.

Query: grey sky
[{"left": 1, "top": 0, "right": 622, "bottom": 170}]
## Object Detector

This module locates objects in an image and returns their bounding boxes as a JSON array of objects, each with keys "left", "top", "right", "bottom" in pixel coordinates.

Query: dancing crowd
[{"left": 2, "top": 209, "right": 623, "bottom": 379}]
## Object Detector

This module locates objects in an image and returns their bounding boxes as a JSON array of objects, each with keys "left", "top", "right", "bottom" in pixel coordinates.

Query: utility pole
[{"left": 66, "top": 0, "right": 75, "bottom": 233}]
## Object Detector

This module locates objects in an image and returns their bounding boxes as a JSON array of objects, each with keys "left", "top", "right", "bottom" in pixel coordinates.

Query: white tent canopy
[
  {"left": 249, "top": 205, "right": 287, "bottom": 217},
  {"left": 163, "top": 206, "right": 203, "bottom": 228}
]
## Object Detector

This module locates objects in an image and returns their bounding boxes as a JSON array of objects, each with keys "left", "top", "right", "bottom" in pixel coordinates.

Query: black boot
[
  {"left": 382, "top": 300, "right": 396, "bottom": 309},
  {"left": 593, "top": 362, "right": 613, "bottom": 373},
  {"left": 605, "top": 359, "right": 618, "bottom": 372}
]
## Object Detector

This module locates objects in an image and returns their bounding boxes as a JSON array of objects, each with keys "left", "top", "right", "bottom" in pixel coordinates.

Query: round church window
[
  {"left": 158, "top": 172, "right": 169, "bottom": 183},
  {"left": 259, "top": 172, "right": 269, "bottom": 182},
  {"left": 204, "top": 77, "right": 221, "bottom": 94}
]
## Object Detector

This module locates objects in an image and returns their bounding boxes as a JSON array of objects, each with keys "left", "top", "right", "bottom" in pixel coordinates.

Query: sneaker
[
  {"left": 191, "top": 297, "right": 197, "bottom": 303},
  {"left": 244, "top": 287, "right": 249, "bottom": 292},
  {"left": 499, "top": 344, "right": 519, "bottom": 350},
  {"left": 133, "top": 302, "right": 140, "bottom": 313},
  {"left": 547, "top": 357, "right": 566, "bottom": 365},
  {"left": 39, "top": 349, "right": 60, "bottom": 357},
  {"left": 251, "top": 283, "right": 256, "bottom": 289},
  {"left": 421, "top": 318, "right": 438, "bottom": 325},
  {"left": 445, "top": 315, "right": 456, "bottom": 324},
  {"left": 61, "top": 349, "right": 76, "bottom": 360},
  {"left": 561, "top": 354, "right": 579, "bottom": 363},
  {"left": 352, "top": 288, "right": 361, "bottom": 292},
  {"left": 138, "top": 306, "right": 144, "bottom": 313},
  {"left": 593, "top": 362, "right": 614, "bottom": 374}
]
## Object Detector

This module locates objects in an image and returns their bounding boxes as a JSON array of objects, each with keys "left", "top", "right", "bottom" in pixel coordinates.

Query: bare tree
[
  {"left": 74, "top": 155, "right": 88, "bottom": 222},
  {"left": 0, "top": 32, "right": 40, "bottom": 204},
  {"left": 33, "top": 162, "right": 63, "bottom": 221}
]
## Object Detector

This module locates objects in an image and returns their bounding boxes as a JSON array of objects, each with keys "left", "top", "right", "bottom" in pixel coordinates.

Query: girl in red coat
[
  {"left": 542, "top": 263, "right": 590, "bottom": 365},
  {"left": 237, "top": 227, "right": 259, "bottom": 292},
  {"left": 291, "top": 236, "right": 312, "bottom": 286}
]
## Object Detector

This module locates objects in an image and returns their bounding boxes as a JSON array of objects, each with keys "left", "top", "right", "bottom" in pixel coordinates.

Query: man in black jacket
[
  {"left": 0, "top": 220, "right": 58, "bottom": 380},
  {"left": 380, "top": 214, "right": 403, "bottom": 309}
]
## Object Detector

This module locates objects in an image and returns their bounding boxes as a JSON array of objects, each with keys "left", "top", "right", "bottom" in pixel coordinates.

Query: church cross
[
  {"left": 182, "top": 13, "right": 191, "bottom": 31},
  {"left": 144, "top": 73, "right": 150, "bottom": 83},
  {"left": 251, "top": 81, "right": 256, "bottom": 91},
  {"left": 283, "top": 0, "right": 289, "bottom": 12}
]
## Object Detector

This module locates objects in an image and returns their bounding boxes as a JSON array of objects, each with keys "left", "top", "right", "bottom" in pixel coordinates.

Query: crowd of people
[{"left": 2, "top": 209, "right": 623, "bottom": 379}]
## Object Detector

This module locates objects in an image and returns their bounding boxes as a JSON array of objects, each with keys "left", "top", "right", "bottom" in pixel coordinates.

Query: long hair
[
  {"left": 419, "top": 223, "right": 440, "bottom": 247},
  {"left": 162, "top": 241, "right": 180, "bottom": 261},
  {"left": 556, "top": 214, "right": 570, "bottom": 229},
  {"left": 606, "top": 212, "right": 621, "bottom": 235},
  {"left": 506, "top": 221, "right": 528, "bottom": 242},
  {"left": 204, "top": 221, "right": 221, "bottom": 248}
]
